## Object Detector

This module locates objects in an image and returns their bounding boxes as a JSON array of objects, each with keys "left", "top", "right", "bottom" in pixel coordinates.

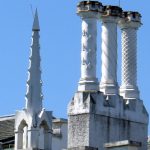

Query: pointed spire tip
[{"left": 32, "top": 9, "right": 40, "bottom": 31}]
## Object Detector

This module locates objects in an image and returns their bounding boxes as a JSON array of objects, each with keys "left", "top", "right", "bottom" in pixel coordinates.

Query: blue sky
[{"left": 0, "top": 0, "right": 149, "bottom": 131}]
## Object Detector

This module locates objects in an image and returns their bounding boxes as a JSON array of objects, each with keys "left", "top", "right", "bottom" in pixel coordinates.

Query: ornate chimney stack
[
  {"left": 77, "top": 1, "right": 103, "bottom": 92},
  {"left": 100, "top": 6, "right": 122, "bottom": 95},
  {"left": 68, "top": 2, "right": 148, "bottom": 150},
  {"left": 119, "top": 11, "right": 141, "bottom": 99}
]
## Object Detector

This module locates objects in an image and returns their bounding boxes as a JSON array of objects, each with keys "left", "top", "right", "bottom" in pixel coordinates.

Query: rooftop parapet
[
  {"left": 103, "top": 5, "right": 122, "bottom": 17},
  {"left": 122, "top": 11, "right": 141, "bottom": 22},
  {"left": 77, "top": 1, "right": 103, "bottom": 13}
]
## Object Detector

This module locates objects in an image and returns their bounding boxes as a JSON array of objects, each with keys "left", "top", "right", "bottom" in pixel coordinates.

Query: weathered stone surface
[
  {"left": 68, "top": 92, "right": 148, "bottom": 150},
  {"left": 68, "top": 114, "right": 90, "bottom": 147}
]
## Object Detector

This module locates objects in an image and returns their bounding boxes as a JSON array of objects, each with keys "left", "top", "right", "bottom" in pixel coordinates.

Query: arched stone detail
[
  {"left": 38, "top": 120, "right": 52, "bottom": 150},
  {"left": 15, "top": 119, "right": 28, "bottom": 150},
  {"left": 18, "top": 119, "right": 28, "bottom": 131}
]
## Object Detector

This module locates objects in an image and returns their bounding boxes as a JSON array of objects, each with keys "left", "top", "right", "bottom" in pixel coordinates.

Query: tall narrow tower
[{"left": 14, "top": 10, "right": 52, "bottom": 150}]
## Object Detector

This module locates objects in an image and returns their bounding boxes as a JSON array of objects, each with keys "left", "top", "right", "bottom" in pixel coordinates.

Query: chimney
[
  {"left": 100, "top": 6, "right": 122, "bottom": 95},
  {"left": 77, "top": 1, "right": 103, "bottom": 92},
  {"left": 119, "top": 11, "right": 142, "bottom": 99}
]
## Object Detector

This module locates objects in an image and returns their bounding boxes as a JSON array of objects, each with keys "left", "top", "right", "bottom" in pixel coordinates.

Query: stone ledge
[
  {"left": 17, "top": 149, "right": 45, "bottom": 150},
  {"left": 68, "top": 146, "right": 98, "bottom": 150},
  {"left": 104, "top": 140, "right": 141, "bottom": 148}
]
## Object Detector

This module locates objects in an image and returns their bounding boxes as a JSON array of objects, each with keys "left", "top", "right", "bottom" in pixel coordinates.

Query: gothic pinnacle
[{"left": 25, "top": 9, "right": 42, "bottom": 113}]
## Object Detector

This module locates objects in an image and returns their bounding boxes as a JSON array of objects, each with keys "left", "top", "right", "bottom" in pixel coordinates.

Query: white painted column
[
  {"left": 23, "top": 126, "right": 28, "bottom": 149},
  {"left": 100, "top": 6, "right": 122, "bottom": 95},
  {"left": 27, "top": 127, "right": 39, "bottom": 149},
  {"left": 14, "top": 130, "right": 23, "bottom": 150},
  {"left": 119, "top": 11, "right": 141, "bottom": 99},
  {"left": 77, "top": 1, "right": 103, "bottom": 91}
]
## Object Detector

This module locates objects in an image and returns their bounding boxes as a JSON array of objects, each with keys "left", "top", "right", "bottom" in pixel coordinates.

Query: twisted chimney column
[
  {"left": 100, "top": 6, "right": 122, "bottom": 95},
  {"left": 77, "top": 1, "right": 103, "bottom": 92},
  {"left": 119, "top": 11, "right": 142, "bottom": 99}
]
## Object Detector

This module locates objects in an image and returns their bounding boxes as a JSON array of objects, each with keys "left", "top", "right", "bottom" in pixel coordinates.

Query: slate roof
[{"left": 0, "top": 115, "right": 15, "bottom": 141}]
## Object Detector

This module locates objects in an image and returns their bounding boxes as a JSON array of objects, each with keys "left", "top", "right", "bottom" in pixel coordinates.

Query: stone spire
[
  {"left": 32, "top": 9, "right": 40, "bottom": 31},
  {"left": 25, "top": 10, "right": 43, "bottom": 114},
  {"left": 15, "top": 10, "right": 52, "bottom": 150}
]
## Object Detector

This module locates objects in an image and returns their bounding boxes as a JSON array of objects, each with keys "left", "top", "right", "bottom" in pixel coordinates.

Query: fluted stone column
[
  {"left": 119, "top": 11, "right": 141, "bottom": 99},
  {"left": 100, "top": 6, "right": 122, "bottom": 95},
  {"left": 78, "top": 1, "right": 103, "bottom": 92}
]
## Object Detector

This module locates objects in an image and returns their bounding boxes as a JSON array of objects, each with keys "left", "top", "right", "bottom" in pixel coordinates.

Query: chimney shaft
[
  {"left": 100, "top": 6, "right": 122, "bottom": 95},
  {"left": 77, "top": 1, "right": 103, "bottom": 91},
  {"left": 119, "top": 11, "right": 141, "bottom": 99}
]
